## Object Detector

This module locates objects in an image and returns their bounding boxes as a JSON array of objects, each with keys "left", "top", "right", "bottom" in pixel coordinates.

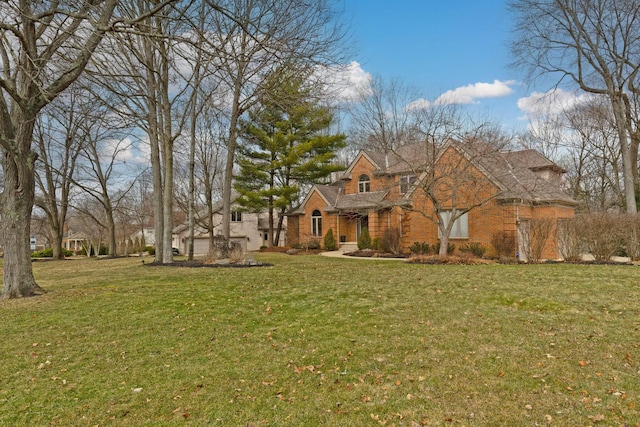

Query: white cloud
[
  {"left": 405, "top": 97, "right": 432, "bottom": 110},
  {"left": 517, "top": 89, "right": 594, "bottom": 118},
  {"left": 99, "top": 136, "right": 152, "bottom": 166},
  {"left": 434, "top": 80, "right": 516, "bottom": 105},
  {"left": 101, "top": 137, "right": 134, "bottom": 162},
  {"left": 321, "top": 61, "right": 372, "bottom": 103}
]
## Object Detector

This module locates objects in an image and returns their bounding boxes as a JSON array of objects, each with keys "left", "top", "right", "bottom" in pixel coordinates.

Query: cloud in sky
[
  {"left": 517, "top": 88, "right": 595, "bottom": 118},
  {"left": 321, "top": 61, "right": 372, "bottom": 103},
  {"left": 404, "top": 80, "right": 516, "bottom": 110},
  {"left": 100, "top": 137, "right": 152, "bottom": 165},
  {"left": 435, "top": 80, "right": 516, "bottom": 105}
]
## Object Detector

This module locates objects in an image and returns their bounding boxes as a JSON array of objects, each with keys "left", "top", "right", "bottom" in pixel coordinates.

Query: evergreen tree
[{"left": 235, "top": 72, "right": 346, "bottom": 246}]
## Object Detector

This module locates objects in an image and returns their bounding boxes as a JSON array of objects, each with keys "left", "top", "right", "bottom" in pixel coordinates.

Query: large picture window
[
  {"left": 358, "top": 174, "right": 370, "bottom": 193},
  {"left": 311, "top": 209, "right": 322, "bottom": 236},
  {"left": 439, "top": 210, "right": 469, "bottom": 238}
]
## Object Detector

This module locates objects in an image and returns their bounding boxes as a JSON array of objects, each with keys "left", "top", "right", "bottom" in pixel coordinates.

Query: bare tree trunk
[
  {"left": 1, "top": 119, "right": 45, "bottom": 298},
  {"left": 222, "top": 85, "right": 243, "bottom": 241},
  {"left": 611, "top": 96, "right": 638, "bottom": 214},
  {"left": 274, "top": 207, "right": 287, "bottom": 247},
  {"left": 188, "top": 105, "right": 197, "bottom": 260},
  {"left": 438, "top": 228, "right": 450, "bottom": 257},
  {"left": 268, "top": 205, "right": 274, "bottom": 247},
  {"left": 143, "top": 35, "right": 165, "bottom": 263}
]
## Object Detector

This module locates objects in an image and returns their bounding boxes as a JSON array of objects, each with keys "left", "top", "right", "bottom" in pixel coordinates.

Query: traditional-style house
[{"left": 286, "top": 140, "right": 577, "bottom": 260}]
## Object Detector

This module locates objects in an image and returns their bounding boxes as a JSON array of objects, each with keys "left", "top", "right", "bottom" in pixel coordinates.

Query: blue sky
[{"left": 339, "top": 0, "right": 558, "bottom": 131}]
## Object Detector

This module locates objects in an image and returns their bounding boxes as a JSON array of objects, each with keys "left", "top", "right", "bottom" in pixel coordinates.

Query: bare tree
[
  {"left": 33, "top": 84, "right": 89, "bottom": 260},
  {"left": 378, "top": 105, "right": 512, "bottom": 256},
  {"left": 72, "top": 198, "right": 108, "bottom": 257},
  {"left": 73, "top": 120, "right": 141, "bottom": 257},
  {"left": 174, "top": 100, "right": 226, "bottom": 257},
  {"left": 411, "top": 135, "right": 509, "bottom": 257},
  {"left": 89, "top": 0, "right": 196, "bottom": 263},
  {"left": 521, "top": 95, "right": 624, "bottom": 212},
  {"left": 564, "top": 99, "right": 624, "bottom": 211},
  {"left": 510, "top": 0, "right": 640, "bottom": 213},
  {"left": 206, "top": 0, "right": 348, "bottom": 244},
  {"left": 0, "top": 0, "right": 119, "bottom": 298},
  {"left": 349, "top": 76, "right": 422, "bottom": 151}
]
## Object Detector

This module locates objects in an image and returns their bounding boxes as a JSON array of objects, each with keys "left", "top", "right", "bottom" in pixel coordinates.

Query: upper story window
[
  {"left": 400, "top": 174, "right": 417, "bottom": 194},
  {"left": 231, "top": 211, "right": 243, "bottom": 222},
  {"left": 358, "top": 174, "right": 370, "bottom": 193}
]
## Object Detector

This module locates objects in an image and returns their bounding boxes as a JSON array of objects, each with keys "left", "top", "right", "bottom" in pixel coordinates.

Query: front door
[{"left": 356, "top": 215, "right": 369, "bottom": 239}]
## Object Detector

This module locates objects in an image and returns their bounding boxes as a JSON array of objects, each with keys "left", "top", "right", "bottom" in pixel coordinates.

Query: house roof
[
  {"left": 335, "top": 190, "right": 391, "bottom": 211},
  {"left": 340, "top": 143, "right": 434, "bottom": 179},
  {"left": 463, "top": 143, "right": 577, "bottom": 205},
  {"left": 289, "top": 139, "right": 577, "bottom": 215}
]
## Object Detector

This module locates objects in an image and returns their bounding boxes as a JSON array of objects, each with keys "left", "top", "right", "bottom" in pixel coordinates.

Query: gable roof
[
  {"left": 289, "top": 139, "right": 577, "bottom": 215},
  {"left": 339, "top": 143, "right": 435, "bottom": 180},
  {"left": 451, "top": 140, "right": 576, "bottom": 205}
]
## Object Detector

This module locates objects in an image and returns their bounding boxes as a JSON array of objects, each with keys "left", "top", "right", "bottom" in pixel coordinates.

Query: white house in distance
[{"left": 172, "top": 198, "right": 286, "bottom": 255}]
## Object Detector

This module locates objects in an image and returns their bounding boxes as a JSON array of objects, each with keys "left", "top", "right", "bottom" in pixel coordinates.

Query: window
[
  {"left": 439, "top": 210, "right": 469, "bottom": 238},
  {"left": 231, "top": 211, "right": 242, "bottom": 222},
  {"left": 358, "top": 174, "right": 370, "bottom": 193},
  {"left": 400, "top": 174, "right": 417, "bottom": 194},
  {"left": 311, "top": 209, "right": 322, "bottom": 237}
]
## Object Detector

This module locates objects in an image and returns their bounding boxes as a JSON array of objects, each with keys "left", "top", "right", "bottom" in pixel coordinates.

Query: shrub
[
  {"left": 458, "top": 242, "right": 487, "bottom": 258},
  {"left": 323, "top": 229, "right": 338, "bottom": 251},
  {"left": 576, "top": 213, "right": 626, "bottom": 261},
  {"left": 491, "top": 231, "right": 516, "bottom": 258},
  {"left": 381, "top": 228, "right": 402, "bottom": 254},
  {"left": 409, "top": 241, "right": 431, "bottom": 255},
  {"left": 144, "top": 245, "right": 155, "bottom": 256},
  {"left": 518, "top": 218, "right": 554, "bottom": 263},
  {"left": 557, "top": 218, "right": 582, "bottom": 261},
  {"left": 619, "top": 214, "right": 640, "bottom": 260},
  {"left": 31, "top": 248, "right": 74, "bottom": 258},
  {"left": 357, "top": 227, "right": 371, "bottom": 250},
  {"left": 371, "top": 237, "right": 382, "bottom": 251},
  {"left": 305, "top": 239, "right": 321, "bottom": 250}
]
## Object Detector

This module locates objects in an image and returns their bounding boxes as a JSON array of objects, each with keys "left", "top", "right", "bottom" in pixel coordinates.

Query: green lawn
[{"left": 1, "top": 254, "right": 639, "bottom": 426}]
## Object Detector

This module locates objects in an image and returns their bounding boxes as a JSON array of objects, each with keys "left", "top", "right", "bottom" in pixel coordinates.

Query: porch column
[{"left": 368, "top": 209, "right": 379, "bottom": 238}]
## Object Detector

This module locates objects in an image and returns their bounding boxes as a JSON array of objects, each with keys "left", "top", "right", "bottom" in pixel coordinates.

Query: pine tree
[{"left": 235, "top": 71, "right": 346, "bottom": 246}]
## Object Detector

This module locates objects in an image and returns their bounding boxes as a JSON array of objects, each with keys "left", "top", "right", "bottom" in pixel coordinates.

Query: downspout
[{"left": 336, "top": 188, "right": 341, "bottom": 250}]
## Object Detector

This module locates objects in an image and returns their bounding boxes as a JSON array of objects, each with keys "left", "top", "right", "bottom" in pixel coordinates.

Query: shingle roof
[
  {"left": 458, "top": 142, "right": 576, "bottom": 205},
  {"left": 289, "top": 140, "right": 577, "bottom": 215},
  {"left": 335, "top": 190, "right": 391, "bottom": 211}
]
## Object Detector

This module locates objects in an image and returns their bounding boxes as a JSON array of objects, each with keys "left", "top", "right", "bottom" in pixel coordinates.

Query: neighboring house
[
  {"left": 64, "top": 231, "right": 87, "bottom": 253},
  {"left": 287, "top": 140, "right": 577, "bottom": 260},
  {"left": 129, "top": 227, "right": 156, "bottom": 247},
  {"left": 172, "top": 198, "right": 286, "bottom": 255}
]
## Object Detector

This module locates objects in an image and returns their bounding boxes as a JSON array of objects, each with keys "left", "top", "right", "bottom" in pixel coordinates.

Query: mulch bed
[
  {"left": 143, "top": 259, "right": 272, "bottom": 268},
  {"left": 344, "top": 250, "right": 408, "bottom": 259}
]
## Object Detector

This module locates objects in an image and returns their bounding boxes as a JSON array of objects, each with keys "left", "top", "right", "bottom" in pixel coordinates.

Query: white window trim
[
  {"left": 311, "top": 210, "right": 322, "bottom": 237},
  {"left": 358, "top": 174, "right": 370, "bottom": 193},
  {"left": 400, "top": 174, "right": 417, "bottom": 194}
]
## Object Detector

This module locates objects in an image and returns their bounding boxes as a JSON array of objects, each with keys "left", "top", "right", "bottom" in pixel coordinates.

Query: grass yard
[{"left": 1, "top": 254, "right": 639, "bottom": 426}]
